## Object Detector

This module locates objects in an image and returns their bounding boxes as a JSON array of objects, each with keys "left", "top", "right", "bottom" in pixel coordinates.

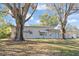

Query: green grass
[{"left": 0, "top": 39, "right": 79, "bottom": 56}]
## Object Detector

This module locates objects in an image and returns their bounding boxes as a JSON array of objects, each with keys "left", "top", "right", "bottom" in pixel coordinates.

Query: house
[{"left": 11, "top": 26, "right": 79, "bottom": 39}]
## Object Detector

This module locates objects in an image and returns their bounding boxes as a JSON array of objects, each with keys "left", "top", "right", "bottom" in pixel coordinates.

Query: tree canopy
[{"left": 40, "top": 13, "right": 58, "bottom": 27}]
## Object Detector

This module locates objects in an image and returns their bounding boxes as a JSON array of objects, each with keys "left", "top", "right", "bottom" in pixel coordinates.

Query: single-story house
[{"left": 11, "top": 26, "right": 79, "bottom": 39}]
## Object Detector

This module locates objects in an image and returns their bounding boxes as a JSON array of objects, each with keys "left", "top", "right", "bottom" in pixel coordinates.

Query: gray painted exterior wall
[{"left": 11, "top": 26, "right": 79, "bottom": 39}]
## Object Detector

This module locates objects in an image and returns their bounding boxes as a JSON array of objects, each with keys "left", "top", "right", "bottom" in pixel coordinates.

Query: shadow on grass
[{"left": 0, "top": 39, "right": 79, "bottom": 56}]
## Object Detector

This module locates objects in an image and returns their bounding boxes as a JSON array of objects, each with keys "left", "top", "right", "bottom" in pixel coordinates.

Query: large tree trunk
[
  {"left": 14, "top": 20, "right": 24, "bottom": 41},
  {"left": 61, "top": 26, "right": 66, "bottom": 40}
]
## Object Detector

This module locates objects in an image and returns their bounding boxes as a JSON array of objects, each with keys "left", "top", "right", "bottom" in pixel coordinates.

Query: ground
[{"left": 0, "top": 39, "right": 79, "bottom": 56}]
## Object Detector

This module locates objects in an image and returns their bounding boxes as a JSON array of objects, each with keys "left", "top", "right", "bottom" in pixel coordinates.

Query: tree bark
[
  {"left": 61, "top": 26, "right": 66, "bottom": 40},
  {"left": 14, "top": 20, "right": 24, "bottom": 41}
]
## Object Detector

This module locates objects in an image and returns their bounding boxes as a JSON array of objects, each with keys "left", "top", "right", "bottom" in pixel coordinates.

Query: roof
[
  {"left": 12, "top": 26, "right": 55, "bottom": 28},
  {"left": 24, "top": 26, "right": 54, "bottom": 28}
]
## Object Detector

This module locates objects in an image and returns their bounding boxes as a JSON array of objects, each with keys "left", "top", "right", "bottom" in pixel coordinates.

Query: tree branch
[
  {"left": 63, "top": 3, "right": 75, "bottom": 27},
  {"left": 69, "top": 9, "right": 79, "bottom": 15},
  {"left": 22, "top": 3, "right": 31, "bottom": 20},
  {"left": 67, "top": 3, "right": 74, "bottom": 15},
  {"left": 24, "top": 3, "right": 38, "bottom": 23},
  {"left": 4, "top": 3, "right": 13, "bottom": 10},
  {"left": 53, "top": 3, "right": 63, "bottom": 24}
]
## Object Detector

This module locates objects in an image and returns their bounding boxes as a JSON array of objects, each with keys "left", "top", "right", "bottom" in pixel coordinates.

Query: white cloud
[
  {"left": 37, "top": 4, "right": 47, "bottom": 10},
  {"left": 25, "top": 13, "right": 34, "bottom": 20},
  {"left": 69, "top": 14, "right": 79, "bottom": 18},
  {"left": 36, "top": 20, "right": 40, "bottom": 24},
  {"left": 68, "top": 19, "right": 77, "bottom": 23},
  {"left": 24, "top": 22, "right": 30, "bottom": 26},
  {"left": 76, "top": 14, "right": 79, "bottom": 16}
]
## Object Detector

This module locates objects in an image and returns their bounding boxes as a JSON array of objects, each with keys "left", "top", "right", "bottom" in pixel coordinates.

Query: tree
[
  {"left": 47, "top": 3, "right": 79, "bottom": 39},
  {"left": 0, "top": 7, "right": 11, "bottom": 39},
  {"left": 40, "top": 13, "right": 58, "bottom": 27},
  {"left": 0, "top": 8, "right": 8, "bottom": 27},
  {"left": 4, "top": 3, "right": 38, "bottom": 41}
]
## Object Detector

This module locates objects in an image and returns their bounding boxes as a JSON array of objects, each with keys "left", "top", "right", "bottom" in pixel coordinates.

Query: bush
[{"left": 0, "top": 25, "right": 11, "bottom": 39}]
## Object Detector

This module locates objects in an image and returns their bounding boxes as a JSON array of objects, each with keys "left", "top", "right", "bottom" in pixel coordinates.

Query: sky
[{"left": 1, "top": 3, "right": 79, "bottom": 29}]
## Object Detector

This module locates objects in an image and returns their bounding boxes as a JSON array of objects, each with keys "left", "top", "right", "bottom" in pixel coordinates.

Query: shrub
[{"left": 0, "top": 25, "right": 11, "bottom": 39}]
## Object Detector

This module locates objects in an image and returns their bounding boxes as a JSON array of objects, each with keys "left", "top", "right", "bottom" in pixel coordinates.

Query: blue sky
[
  {"left": 67, "top": 14, "right": 79, "bottom": 28},
  {"left": 1, "top": 3, "right": 79, "bottom": 29}
]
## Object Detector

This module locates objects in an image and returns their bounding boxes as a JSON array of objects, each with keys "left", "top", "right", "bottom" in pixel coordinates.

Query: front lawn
[{"left": 0, "top": 39, "right": 79, "bottom": 56}]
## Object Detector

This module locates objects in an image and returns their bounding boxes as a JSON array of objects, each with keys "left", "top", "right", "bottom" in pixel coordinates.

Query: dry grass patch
[{"left": 0, "top": 39, "right": 79, "bottom": 56}]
